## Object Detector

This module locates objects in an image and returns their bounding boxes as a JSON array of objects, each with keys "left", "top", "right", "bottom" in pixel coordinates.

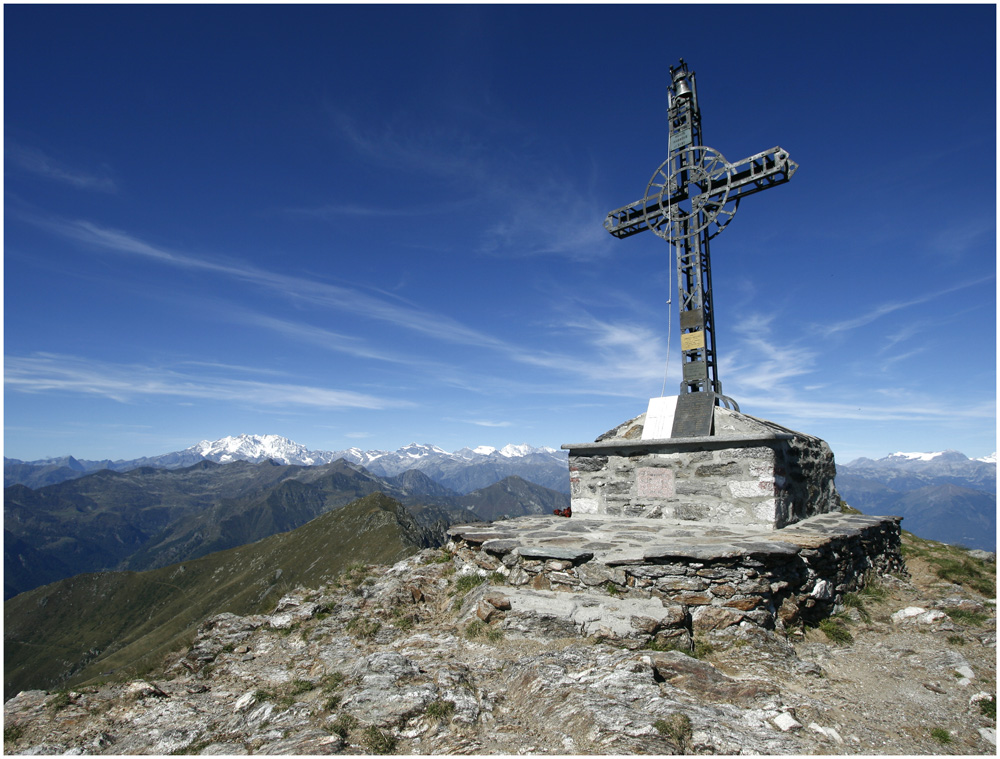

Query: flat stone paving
[{"left": 449, "top": 512, "right": 899, "bottom": 566}]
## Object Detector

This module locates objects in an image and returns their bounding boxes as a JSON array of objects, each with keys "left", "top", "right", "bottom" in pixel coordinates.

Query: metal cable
[{"left": 660, "top": 166, "right": 674, "bottom": 397}]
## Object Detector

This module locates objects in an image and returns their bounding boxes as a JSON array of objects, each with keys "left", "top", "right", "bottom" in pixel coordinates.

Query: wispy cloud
[
  {"left": 480, "top": 192, "right": 614, "bottom": 259},
  {"left": 329, "top": 108, "right": 491, "bottom": 182},
  {"left": 448, "top": 418, "right": 514, "bottom": 428},
  {"left": 283, "top": 199, "right": 474, "bottom": 220},
  {"left": 740, "top": 389, "right": 996, "bottom": 424},
  {"left": 818, "top": 277, "right": 993, "bottom": 337},
  {"left": 28, "top": 214, "right": 666, "bottom": 397},
  {"left": 28, "top": 214, "right": 513, "bottom": 350},
  {"left": 329, "top": 107, "right": 613, "bottom": 260},
  {"left": 724, "top": 312, "right": 819, "bottom": 391},
  {"left": 4, "top": 353, "right": 410, "bottom": 411},
  {"left": 225, "top": 310, "right": 415, "bottom": 364},
  {"left": 7, "top": 144, "right": 117, "bottom": 192}
]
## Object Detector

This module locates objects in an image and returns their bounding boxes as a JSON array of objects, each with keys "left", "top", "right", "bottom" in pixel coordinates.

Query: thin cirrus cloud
[
  {"left": 31, "top": 214, "right": 512, "bottom": 351},
  {"left": 329, "top": 107, "right": 613, "bottom": 260},
  {"left": 27, "top": 214, "right": 666, "bottom": 395},
  {"left": 740, "top": 388, "right": 996, "bottom": 425},
  {"left": 283, "top": 198, "right": 475, "bottom": 220},
  {"left": 4, "top": 353, "right": 409, "bottom": 411},
  {"left": 7, "top": 144, "right": 117, "bottom": 192},
  {"left": 816, "top": 276, "right": 993, "bottom": 338}
]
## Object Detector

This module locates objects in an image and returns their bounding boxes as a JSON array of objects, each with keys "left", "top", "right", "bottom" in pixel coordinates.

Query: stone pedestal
[{"left": 562, "top": 406, "right": 840, "bottom": 530}]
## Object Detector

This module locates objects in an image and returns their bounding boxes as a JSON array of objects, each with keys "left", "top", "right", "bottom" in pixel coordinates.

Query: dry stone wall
[
  {"left": 448, "top": 513, "right": 904, "bottom": 644},
  {"left": 565, "top": 408, "right": 840, "bottom": 529}
]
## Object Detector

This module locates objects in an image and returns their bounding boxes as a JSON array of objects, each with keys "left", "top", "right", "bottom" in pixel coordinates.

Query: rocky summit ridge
[{"left": 4, "top": 525, "right": 995, "bottom": 755}]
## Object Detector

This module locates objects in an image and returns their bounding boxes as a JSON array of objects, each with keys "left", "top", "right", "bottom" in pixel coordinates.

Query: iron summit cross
[{"left": 605, "top": 59, "right": 798, "bottom": 438}]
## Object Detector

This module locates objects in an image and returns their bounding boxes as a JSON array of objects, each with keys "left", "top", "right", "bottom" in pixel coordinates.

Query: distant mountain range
[
  {"left": 4, "top": 434, "right": 570, "bottom": 494},
  {"left": 837, "top": 450, "right": 996, "bottom": 552},
  {"left": 4, "top": 454, "right": 570, "bottom": 600},
  {"left": 5, "top": 436, "right": 995, "bottom": 574}
]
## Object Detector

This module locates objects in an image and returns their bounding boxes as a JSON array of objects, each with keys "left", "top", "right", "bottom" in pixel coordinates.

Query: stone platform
[
  {"left": 563, "top": 406, "right": 840, "bottom": 529},
  {"left": 447, "top": 511, "right": 903, "bottom": 646}
]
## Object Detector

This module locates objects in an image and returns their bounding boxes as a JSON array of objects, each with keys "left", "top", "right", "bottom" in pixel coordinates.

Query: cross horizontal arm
[{"left": 603, "top": 146, "right": 798, "bottom": 239}]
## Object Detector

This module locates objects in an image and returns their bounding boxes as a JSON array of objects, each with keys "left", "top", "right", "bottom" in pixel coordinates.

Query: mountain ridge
[
  {"left": 5, "top": 434, "right": 569, "bottom": 493},
  {"left": 836, "top": 449, "right": 996, "bottom": 551},
  {"left": 4, "top": 458, "right": 568, "bottom": 599}
]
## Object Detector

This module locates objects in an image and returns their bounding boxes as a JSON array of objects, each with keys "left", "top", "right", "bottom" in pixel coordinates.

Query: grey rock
[{"left": 517, "top": 545, "right": 594, "bottom": 562}]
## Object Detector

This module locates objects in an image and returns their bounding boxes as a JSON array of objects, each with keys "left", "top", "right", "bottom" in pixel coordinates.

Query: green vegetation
[
  {"left": 644, "top": 638, "right": 680, "bottom": 652},
  {"left": 818, "top": 617, "right": 853, "bottom": 645},
  {"left": 46, "top": 691, "right": 73, "bottom": 711},
  {"left": 944, "top": 607, "right": 989, "bottom": 627},
  {"left": 454, "top": 573, "right": 486, "bottom": 594},
  {"left": 692, "top": 638, "right": 715, "bottom": 659},
  {"left": 362, "top": 725, "right": 397, "bottom": 753},
  {"left": 604, "top": 582, "right": 622, "bottom": 597},
  {"left": 978, "top": 695, "right": 996, "bottom": 720},
  {"left": 654, "top": 713, "right": 693, "bottom": 749},
  {"left": 841, "top": 592, "right": 872, "bottom": 623},
  {"left": 322, "top": 670, "right": 347, "bottom": 691},
  {"left": 930, "top": 727, "right": 952, "bottom": 745},
  {"left": 423, "top": 549, "right": 453, "bottom": 565},
  {"left": 488, "top": 571, "right": 506, "bottom": 585},
  {"left": 330, "top": 713, "right": 357, "bottom": 739},
  {"left": 426, "top": 699, "right": 456, "bottom": 721},
  {"left": 4, "top": 724, "right": 25, "bottom": 744},
  {"left": 171, "top": 739, "right": 213, "bottom": 755},
  {"left": 392, "top": 614, "right": 415, "bottom": 631},
  {"left": 346, "top": 615, "right": 382, "bottom": 641},
  {"left": 254, "top": 681, "right": 314, "bottom": 708},
  {"left": 902, "top": 533, "right": 995, "bottom": 596},
  {"left": 464, "top": 620, "right": 486, "bottom": 639},
  {"left": 644, "top": 636, "right": 711, "bottom": 658},
  {"left": 857, "top": 573, "right": 889, "bottom": 599},
  {"left": 485, "top": 627, "right": 505, "bottom": 644}
]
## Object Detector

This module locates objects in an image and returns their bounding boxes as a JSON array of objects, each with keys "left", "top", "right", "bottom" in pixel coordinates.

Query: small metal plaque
[
  {"left": 637, "top": 467, "right": 675, "bottom": 498},
  {"left": 680, "top": 331, "right": 705, "bottom": 351},
  {"left": 679, "top": 308, "right": 704, "bottom": 330},
  {"left": 669, "top": 127, "right": 693, "bottom": 152},
  {"left": 682, "top": 361, "right": 707, "bottom": 380},
  {"left": 670, "top": 392, "right": 715, "bottom": 437}
]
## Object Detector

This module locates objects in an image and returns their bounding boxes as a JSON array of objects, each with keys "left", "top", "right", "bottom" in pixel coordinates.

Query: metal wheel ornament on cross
[{"left": 644, "top": 145, "right": 740, "bottom": 241}]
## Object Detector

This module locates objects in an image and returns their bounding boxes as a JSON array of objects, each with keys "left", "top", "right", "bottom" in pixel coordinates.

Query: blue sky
[{"left": 4, "top": 4, "right": 996, "bottom": 464}]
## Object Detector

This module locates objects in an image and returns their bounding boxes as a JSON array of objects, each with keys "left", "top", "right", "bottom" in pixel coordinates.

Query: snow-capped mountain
[
  {"left": 190, "top": 434, "right": 340, "bottom": 466},
  {"left": 4, "top": 435, "right": 569, "bottom": 494},
  {"left": 887, "top": 451, "right": 950, "bottom": 462},
  {"left": 837, "top": 449, "right": 996, "bottom": 552},
  {"left": 178, "top": 436, "right": 567, "bottom": 490},
  {"left": 333, "top": 439, "right": 567, "bottom": 493},
  {"left": 841, "top": 449, "right": 995, "bottom": 488}
]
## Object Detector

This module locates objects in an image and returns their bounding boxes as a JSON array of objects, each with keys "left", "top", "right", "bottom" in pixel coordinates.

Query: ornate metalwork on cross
[{"left": 604, "top": 59, "right": 798, "bottom": 438}]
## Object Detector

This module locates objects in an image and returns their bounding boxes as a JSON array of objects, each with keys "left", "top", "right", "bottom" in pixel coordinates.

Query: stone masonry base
[{"left": 447, "top": 512, "right": 904, "bottom": 648}]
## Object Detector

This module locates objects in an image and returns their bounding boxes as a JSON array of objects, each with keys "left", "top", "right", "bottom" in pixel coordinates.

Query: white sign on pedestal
[{"left": 641, "top": 396, "right": 678, "bottom": 440}]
